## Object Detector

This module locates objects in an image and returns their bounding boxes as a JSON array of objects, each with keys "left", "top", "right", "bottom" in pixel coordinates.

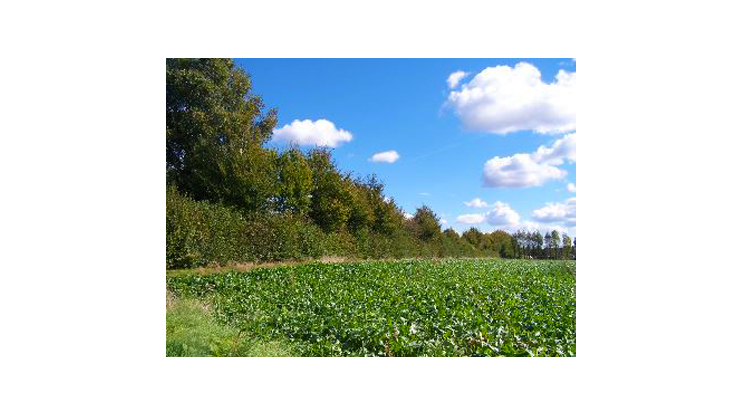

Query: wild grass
[{"left": 166, "top": 292, "right": 297, "bottom": 357}]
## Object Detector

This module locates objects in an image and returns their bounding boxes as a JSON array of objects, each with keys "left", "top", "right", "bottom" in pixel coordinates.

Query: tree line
[
  {"left": 166, "top": 58, "right": 575, "bottom": 268},
  {"left": 512, "top": 230, "right": 576, "bottom": 259}
]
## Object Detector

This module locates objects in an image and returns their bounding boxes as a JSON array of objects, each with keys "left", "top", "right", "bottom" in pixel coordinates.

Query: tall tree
[
  {"left": 551, "top": 230, "right": 561, "bottom": 259},
  {"left": 275, "top": 147, "right": 313, "bottom": 214},
  {"left": 166, "top": 58, "right": 278, "bottom": 211},
  {"left": 307, "top": 148, "right": 351, "bottom": 232},
  {"left": 463, "top": 227, "right": 483, "bottom": 249},
  {"left": 532, "top": 231, "right": 544, "bottom": 258},
  {"left": 344, "top": 176, "right": 375, "bottom": 233},
  {"left": 562, "top": 233, "right": 572, "bottom": 259},
  {"left": 411, "top": 205, "right": 442, "bottom": 241},
  {"left": 544, "top": 232, "right": 552, "bottom": 258},
  {"left": 444, "top": 228, "right": 460, "bottom": 239},
  {"left": 359, "top": 175, "right": 400, "bottom": 235}
]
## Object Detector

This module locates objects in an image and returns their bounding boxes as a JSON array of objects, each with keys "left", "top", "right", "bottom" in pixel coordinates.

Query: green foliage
[
  {"left": 275, "top": 147, "right": 313, "bottom": 214},
  {"left": 462, "top": 227, "right": 483, "bottom": 248},
  {"left": 551, "top": 230, "right": 561, "bottom": 258},
  {"left": 167, "top": 58, "right": 278, "bottom": 212},
  {"left": 167, "top": 184, "right": 249, "bottom": 268},
  {"left": 167, "top": 184, "right": 500, "bottom": 268},
  {"left": 167, "top": 259, "right": 576, "bottom": 357},
  {"left": 344, "top": 179, "right": 375, "bottom": 234},
  {"left": 372, "top": 197, "right": 401, "bottom": 235},
  {"left": 409, "top": 205, "right": 442, "bottom": 241},
  {"left": 562, "top": 234, "right": 572, "bottom": 259},
  {"left": 488, "top": 230, "right": 517, "bottom": 258},
  {"left": 307, "top": 149, "right": 351, "bottom": 232},
  {"left": 167, "top": 185, "right": 328, "bottom": 268},
  {"left": 444, "top": 228, "right": 460, "bottom": 239}
]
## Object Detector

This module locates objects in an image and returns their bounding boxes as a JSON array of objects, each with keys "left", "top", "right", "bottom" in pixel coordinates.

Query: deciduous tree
[{"left": 167, "top": 58, "right": 278, "bottom": 211}]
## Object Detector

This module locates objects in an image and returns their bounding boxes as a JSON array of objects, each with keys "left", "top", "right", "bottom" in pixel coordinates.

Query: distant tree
[
  {"left": 527, "top": 231, "right": 541, "bottom": 258},
  {"left": 573, "top": 237, "right": 577, "bottom": 259},
  {"left": 373, "top": 199, "right": 401, "bottom": 235},
  {"left": 444, "top": 228, "right": 460, "bottom": 239},
  {"left": 551, "top": 230, "right": 561, "bottom": 259},
  {"left": 344, "top": 177, "right": 375, "bottom": 233},
  {"left": 354, "top": 175, "right": 400, "bottom": 235},
  {"left": 543, "top": 232, "right": 552, "bottom": 258},
  {"left": 411, "top": 205, "right": 442, "bottom": 241},
  {"left": 562, "top": 233, "right": 572, "bottom": 259},
  {"left": 307, "top": 148, "right": 351, "bottom": 232},
  {"left": 275, "top": 147, "right": 313, "bottom": 214},
  {"left": 489, "top": 230, "right": 516, "bottom": 258},
  {"left": 512, "top": 231, "right": 521, "bottom": 257},
  {"left": 166, "top": 58, "right": 278, "bottom": 211},
  {"left": 463, "top": 227, "right": 483, "bottom": 249}
]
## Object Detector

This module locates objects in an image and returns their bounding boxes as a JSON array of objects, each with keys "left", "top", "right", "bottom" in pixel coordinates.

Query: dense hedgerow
[
  {"left": 167, "top": 259, "right": 576, "bottom": 356},
  {"left": 167, "top": 186, "right": 494, "bottom": 269},
  {"left": 167, "top": 185, "right": 327, "bottom": 268}
]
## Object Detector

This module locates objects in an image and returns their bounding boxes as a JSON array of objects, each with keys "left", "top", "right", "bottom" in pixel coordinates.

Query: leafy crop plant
[{"left": 167, "top": 259, "right": 576, "bottom": 357}]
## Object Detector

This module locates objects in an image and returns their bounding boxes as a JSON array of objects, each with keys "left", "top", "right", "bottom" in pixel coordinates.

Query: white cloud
[
  {"left": 447, "top": 70, "right": 468, "bottom": 88},
  {"left": 456, "top": 200, "right": 575, "bottom": 234},
  {"left": 532, "top": 133, "right": 576, "bottom": 165},
  {"left": 383, "top": 196, "right": 392, "bottom": 204},
  {"left": 457, "top": 201, "right": 520, "bottom": 227},
  {"left": 370, "top": 150, "right": 400, "bottom": 163},
  {"left": 532, "top": 197, "right": 576, "bottom": 227},
  {"left": 446, "top": 62, "right": 576, "bottom": 134},
  {"left": 464, "top": 197, "right": 489, "bottom": 208},
  {"left": 456, "top": 213, "right": 486, "bottom": 224},
  {"left": 486, "top": 201, "right": 521, "bottom": 226},
  {"left": 483, "top": 154, "right": 566, "bottom": 188},
  {"left": 418, "top": 192, "right": 430, "bottom": 196},
  {"left": 439, "top": 218, "right": 448, "bottom": 225},
  {"left": 272, "top": 119, "right": 353, "bottom": 147},
  {"left": 567, "top": 183, "right": 576, "bottom": 193},
  {"left": 403, "top": 212, "right": 414, "bottom": 220},
  {"left": 520, "top": 221, "right": 572, "bottom": 235},
  {"left": 483, "top": 132, "right": 576, "bottom": 188}
]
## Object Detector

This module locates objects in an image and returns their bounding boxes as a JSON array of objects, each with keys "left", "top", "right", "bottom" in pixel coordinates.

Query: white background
[{"left": 1, "top": 1, "right": 747, "bottom": 408}]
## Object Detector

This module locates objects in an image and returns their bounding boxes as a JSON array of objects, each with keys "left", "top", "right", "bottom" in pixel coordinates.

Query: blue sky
[{"left": 235, "top": 58, "right": 576, "bottom": 237}]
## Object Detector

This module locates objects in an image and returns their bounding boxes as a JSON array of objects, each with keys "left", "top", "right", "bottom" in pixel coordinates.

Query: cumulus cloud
[
  {"left": 464, "top": 197, "right": 489, "bottom": 208},
  {"left": 567, "top": 183, "right": 576, "bottom": 193},
  {"left": 483, "top": 133, "right": 576, "bottom": 188},
  {"left": 532, "top": 133, "right": 576, "bottom": 165},
  {"left": 446, "top": 62, "right": 576, "bottom": 134},
  {"left": 272, "top": 119, "right": 353, "bottom": 147},
  {"left": 370, "top": 150, "right": 400, "bottom": 163},
  {"left": 456, "top": 213, "right": 486, "bottom": 224},
  {"left": 532, "top": 197, "right": 576, "bottom": 227},
  {"left": 403, "top": 212, "right": 414, "bottom": 220},
  {"left": 447, "top": 70, "right": 468, "bottom": 88},
  {"left": 457, "top": 200, "right": 575, "bottom": 233},
  {"left": 439, "top": 218, "right": 448, "bottom": 225},
  {"left": 483, "top": 154, "right": 566, "bottom": 188},
  {"left": 457, "top": 201, "right": 519, "bottom": 227},
  {"left": 485, "top": 201, "right": 521, "bottom": 226}
]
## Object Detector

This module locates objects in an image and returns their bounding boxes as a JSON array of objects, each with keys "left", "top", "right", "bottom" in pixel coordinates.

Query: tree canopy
[{"left": 167, "top": 58, "right": 278, "bottom": 211}]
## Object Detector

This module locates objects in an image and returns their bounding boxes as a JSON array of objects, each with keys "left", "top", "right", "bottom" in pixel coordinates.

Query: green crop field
[{"left": 167, "top": 259, "right": 576, "bottom": 357}]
